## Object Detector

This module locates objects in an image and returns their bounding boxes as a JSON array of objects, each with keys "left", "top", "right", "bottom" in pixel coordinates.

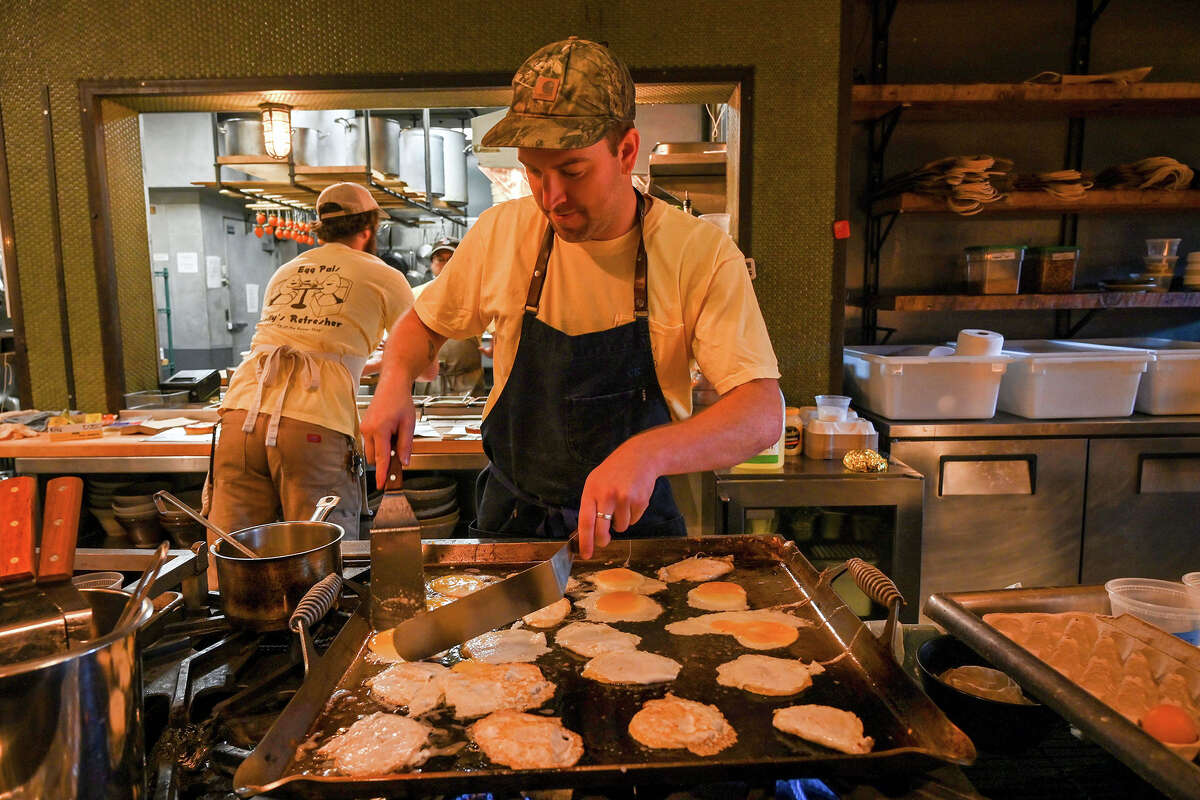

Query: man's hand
[
  {"left": 576, "top": 439, "right": 660, "bottom": 559},
  {"left": 361, "top": 392, "right": 418, "bottom": 488}
]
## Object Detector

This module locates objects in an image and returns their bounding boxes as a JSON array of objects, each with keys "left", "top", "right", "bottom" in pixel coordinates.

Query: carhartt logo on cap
[{"left": 532, "top": 76, "right": 561, "bottom": 103}]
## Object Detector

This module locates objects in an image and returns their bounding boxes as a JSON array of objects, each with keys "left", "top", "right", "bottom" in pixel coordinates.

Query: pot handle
[
  {"left": 820, "top": 558, "right": 905, "bottom": 663},
  {"left": 309, "top": 495, "right": 340, "bottom": 523},
  {"left": 288, "top": 573, "right": 343, "bottom": 676},
  {"left": 136, "top": 590, "right": 185, "bottom": 650}
]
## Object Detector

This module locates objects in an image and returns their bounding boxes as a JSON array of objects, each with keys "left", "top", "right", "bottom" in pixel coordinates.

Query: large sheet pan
[
  {"left": 925, "top": 586, "right": 1200, "bottom": 800},
  {"left": 236, "top": 536, "right": 974, "bottom": 798}
]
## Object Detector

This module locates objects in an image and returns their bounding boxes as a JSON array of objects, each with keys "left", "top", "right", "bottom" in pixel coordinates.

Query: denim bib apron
[{"left": 471, "top": 193, "right": 686, "bottom": 540}]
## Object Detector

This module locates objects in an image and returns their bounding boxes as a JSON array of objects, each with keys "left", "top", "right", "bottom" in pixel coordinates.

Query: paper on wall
[
  {"left": 205, "top": 256, "right": 223, "bottom": 289},
  {"left": 177, "top": 251, "right": 198, "bottom": 273},
  {"left": 246, "top": 283, "right": 259, "bottom": 313}
]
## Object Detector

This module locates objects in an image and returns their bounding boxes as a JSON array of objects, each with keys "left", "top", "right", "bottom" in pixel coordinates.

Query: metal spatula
[
  {"left": 369, "top": 444, "right": 424, "bottom": 630},
  {"left": 386, "top": 535, "right": 574, "bottom": 662}
]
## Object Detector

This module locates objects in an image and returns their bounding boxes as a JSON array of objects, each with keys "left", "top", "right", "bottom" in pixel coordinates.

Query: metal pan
[
  {"left": 236, "top": 536, "right": 974, "bottom": 797},
  {"left": 925, "top": 586, "right": 1200, "bottom": 800}
]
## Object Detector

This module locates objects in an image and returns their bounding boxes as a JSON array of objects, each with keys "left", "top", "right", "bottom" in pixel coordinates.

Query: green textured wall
[{"left": 0, "top": 0, "right": 842, "bottom": 410}]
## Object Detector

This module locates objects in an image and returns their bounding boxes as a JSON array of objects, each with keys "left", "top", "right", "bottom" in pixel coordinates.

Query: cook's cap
[
  {"left": 430, "top": 237, "right": 458, "bottom": 256},
  {"left": 316, "top": 182, "right": 380, "bottom": 219},
  {"left": 480, "top": 36, "right": 635, "bottom": 150}
]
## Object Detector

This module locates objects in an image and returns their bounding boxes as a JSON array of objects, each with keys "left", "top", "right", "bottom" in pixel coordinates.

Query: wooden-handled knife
[{"left": 37, "top": 476, "right": 95, "bottom": 643}]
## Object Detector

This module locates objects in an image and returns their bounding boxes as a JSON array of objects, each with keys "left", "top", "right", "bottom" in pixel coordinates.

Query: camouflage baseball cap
[{"left": 480, "top": 37, "right": 635, "bottom": 150}]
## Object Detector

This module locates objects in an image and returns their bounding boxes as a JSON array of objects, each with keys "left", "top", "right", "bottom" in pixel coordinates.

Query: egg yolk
[
  {"left": 368, "top": 630, "right": 403, "bottom": 661},
  {"left": 692, "top": 582, "right": 746, "bottom": 601},
  {"left": 428, "top": 574, "right": 496, "bottom": 598},
  {"left": 595, "top": 591, "right": 644, "bottom": 615},
  {"left": 712, "top": 619, "right": 798, "bottom": 649},
  {"left": 1141, "top": 703, "right": 1199, "bottom": 744},
  {"left": 594, "top": 568, "right": 643, "bottom": 592}
]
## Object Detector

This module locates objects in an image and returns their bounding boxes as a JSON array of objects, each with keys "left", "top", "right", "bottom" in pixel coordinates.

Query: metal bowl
[{"left": 917, "top": 634, "right": 1061, "bottom": 752}]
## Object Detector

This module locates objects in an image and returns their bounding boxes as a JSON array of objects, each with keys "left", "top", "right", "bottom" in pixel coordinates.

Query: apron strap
[
  {"left": 524, "top": 192, "right": 652, "bottom": 318},
  {"left": 484, "top": 462, "right": 579, "bottom": 538},
  {"left": 240, "top": 344, "right": 367, "bottom": 447}
]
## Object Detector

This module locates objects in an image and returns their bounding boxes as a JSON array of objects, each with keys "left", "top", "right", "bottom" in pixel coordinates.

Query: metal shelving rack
[{"left": 856, "top": 0, "right": 1200, "bottom": 343}]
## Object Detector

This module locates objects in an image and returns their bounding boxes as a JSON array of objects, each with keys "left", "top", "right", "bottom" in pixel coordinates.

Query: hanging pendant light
[{"left": 259, "top": 102, "right": 293, "bottom": 160}]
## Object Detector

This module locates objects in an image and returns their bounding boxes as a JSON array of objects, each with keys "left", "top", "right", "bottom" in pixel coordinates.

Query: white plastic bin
[
  {"left": 1079, "top": 338, "right": 1200, "bottom": 415},
  {"left": 842, "top": 345, "right": 1010, "bottom": 420},
  {"left": 997, "top": 340, "right": 1151, "bottom": 419}
]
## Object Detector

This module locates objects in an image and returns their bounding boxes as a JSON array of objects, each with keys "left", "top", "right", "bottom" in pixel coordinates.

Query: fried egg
[
  {"left": 657, "top": 555, "right": 735, "bottom": 583},
  {"left": 317, "top": 712, "right": 432, "bottom": 776},
  {"left": 582, "top": 650, "right": 683, "bottom": 685},
  {"left": 463, "top": 629, "right": 550, "bottom": 663},
  {"left": 687, "top": 581, "right": 749, "bottom": 611},
  {"left": 367, "top": 662, "right": 449, "bottom": 716},
  {"left": 427, "top": 573, "right": 501, "bottom": 598},
  {"left": 442, "top": 661, "right": 556, "bottom": 719},
  {"left": 583, "top": 567, "right": 667, "bottom": 594},
  {"left": 666, "top": 609, "right": 810, "bottom": 649},
  {"left": 366, "top": 629, "right": 404, "bottom": 663},
  {"left": 522, "top": 597, "right": 572, "bottom": 628},
  {"left": 554, "top": 621, "right": 642, "bottom": 658},
  {"left": 715, "top": 654, "right": 825, "bottom": 696},
  {"left": 628, "top": 693, "right": 738, "bottom": 756},
  {"left": 469, "top": 710, "right": 584, "bottom": 769},
  {"left": 576, "top": 591, "right": 663, "bottom": 623},
  {"left": 772, "top": 704, "right": 873, "bottom": 754}
]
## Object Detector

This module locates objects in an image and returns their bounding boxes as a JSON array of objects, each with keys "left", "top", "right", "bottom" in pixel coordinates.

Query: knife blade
[
  {"left": 386, "top": 535, "right": 574, "bottom": 662},
  {"left": 369, "top": 443, "right": 424, "bottom": 630}
]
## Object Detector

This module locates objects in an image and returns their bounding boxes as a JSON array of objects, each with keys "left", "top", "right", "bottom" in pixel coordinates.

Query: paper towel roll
[{"left": 956, "top": 329, "right": 1004, "bottom": 356}]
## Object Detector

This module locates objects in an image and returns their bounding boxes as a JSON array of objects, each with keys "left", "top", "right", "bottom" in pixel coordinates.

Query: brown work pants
[{"left": 206, "top": 410, "right": 363, "bottom": 585}]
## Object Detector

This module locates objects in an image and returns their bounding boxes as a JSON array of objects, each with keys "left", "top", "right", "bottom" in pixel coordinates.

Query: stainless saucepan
[{"left": 212, "top": 496, "right": 344, "bottom": 631}]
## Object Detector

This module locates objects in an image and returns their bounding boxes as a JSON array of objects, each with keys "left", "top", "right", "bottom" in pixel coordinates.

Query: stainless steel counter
[{"left": 863, "top": 411, "right": 1200, "bottom": 440}]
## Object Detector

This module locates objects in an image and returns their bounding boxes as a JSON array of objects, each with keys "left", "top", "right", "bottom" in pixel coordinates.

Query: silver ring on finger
[{"left": 596, "top": 512, "right": 613, "bottom": 520}]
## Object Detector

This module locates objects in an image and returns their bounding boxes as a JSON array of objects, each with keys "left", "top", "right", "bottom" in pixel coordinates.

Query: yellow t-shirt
[
  {"left": 222, "top": 242, "right": 414, "bottom": 437},
  {"left": 413, "top": 196, "right": 779, "bottom": 420}
]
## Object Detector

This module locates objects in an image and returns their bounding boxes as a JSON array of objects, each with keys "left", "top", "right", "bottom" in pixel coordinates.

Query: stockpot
[
  {"left": 0, "top": 588, "right": 153, "bottom": 799},
  {"left": 213, "top": 521, "right": 343, "bottom": 631},
  {"left": 290, "top": 126, "right": 323, "bottom": 166},
  {"left": 321, "top": 115, "right": 400, "bottom": 175},
  {"left": 218, "top": 117, "right": 265, "bottom": 156}
]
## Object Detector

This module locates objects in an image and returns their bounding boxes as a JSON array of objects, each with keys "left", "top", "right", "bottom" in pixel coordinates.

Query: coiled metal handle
[
  {"left": 845, "top": 558, "right": 904, "bottom": 610},
  {"left": 289, "top": 573, "right": 343, "bottom": 634},
  {"left": 289, "top": 573, "right": 343, "bottom": 676}
]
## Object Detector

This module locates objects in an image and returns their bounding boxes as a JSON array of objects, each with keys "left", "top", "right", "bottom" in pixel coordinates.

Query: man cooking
[
  {"left": 362, "top": 37, "right": 781, "bottom": 559},
  {"left": 412, "top": 237, "right": 486, "bottom": 397},
  {"left": 210, "top": 182, "right": 415, "bottom": 548}
]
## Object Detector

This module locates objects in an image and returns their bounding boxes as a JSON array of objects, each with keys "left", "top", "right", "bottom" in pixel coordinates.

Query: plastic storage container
[
  {"left": 1078, "top": 337, "right": 1200, "bottom": 415},
  {"left": 997, "top": 340, "right": 1151, "bottom": 419},
  {"left": 964, "top": 246, "right": 1024, "bottom": 294},
  {"left": 803, "top": 419, "right": 878, "bottom": 460},
  {"left": 1105, "top": 578, "right": 1200, "bottom": 644},
  {"left": 843, "top": 345, "right": 1011, "bottom": 420},
  {"left": 1022, "top": 246, "right": 1078, "bottom": 293}
]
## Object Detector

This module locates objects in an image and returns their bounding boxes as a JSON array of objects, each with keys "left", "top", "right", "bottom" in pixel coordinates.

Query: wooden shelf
[
  {"left": 852, "top": 82, "right": 1200, "bottom": 122},
  {"left": 871, "top": 190, "right": 1200, "bottom": 217},
  {"left": 852, "top": 291, "right": 1200, "bottom": 312}
]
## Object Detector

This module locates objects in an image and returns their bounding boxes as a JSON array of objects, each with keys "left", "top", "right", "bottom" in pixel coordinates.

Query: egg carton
[{"left": 984, "top": 611, "right": 1200, "bottom": 759}]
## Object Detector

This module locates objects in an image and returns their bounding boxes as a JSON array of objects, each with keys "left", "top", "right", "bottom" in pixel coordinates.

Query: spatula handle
[
  {"left": 0, "top": 476, "right": 37, "bottom": 585},
  {"left": 39, "top": 476, "right": 83, "bottom": 583},
  {"left": 383, "top": 442, "right": 406, "bottom": 493}
]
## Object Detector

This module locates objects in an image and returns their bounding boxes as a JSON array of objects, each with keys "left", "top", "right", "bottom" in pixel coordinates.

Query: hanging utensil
[
  {"left": 153, "top": 490, "right": 260, "bottom": 558},
  {"left": 36, "top": 476, "right": 95, "bottom": 643},
  {"left": 114, "top": 541, "right": 171, "bottom": 632}
]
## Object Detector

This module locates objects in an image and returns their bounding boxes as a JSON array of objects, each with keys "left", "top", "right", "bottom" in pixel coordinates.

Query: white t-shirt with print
[{"left": 222, "top": 242, "right": 413, "bottom": 437}]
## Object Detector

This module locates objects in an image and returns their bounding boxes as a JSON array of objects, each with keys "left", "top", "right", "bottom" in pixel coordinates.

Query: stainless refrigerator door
[
  {"left": 890, "top": 438, "right": 1086, "bottom": 607},
  {"left": 1082, "top": 436, "right": 1200, "bottom": 583}
]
